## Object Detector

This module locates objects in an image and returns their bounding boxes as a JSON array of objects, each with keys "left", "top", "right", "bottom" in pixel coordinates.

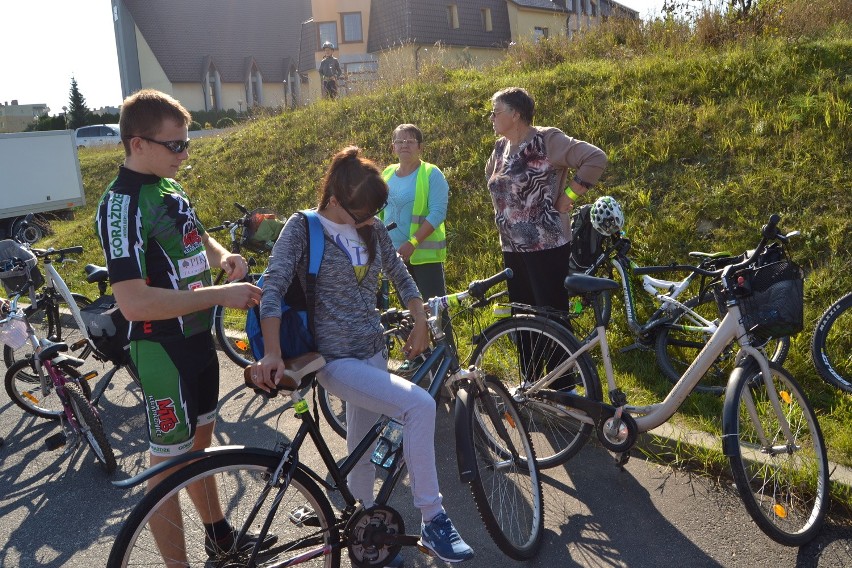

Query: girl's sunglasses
[{"left": 339, "top": 198, "right": 387, "bottom": 225}]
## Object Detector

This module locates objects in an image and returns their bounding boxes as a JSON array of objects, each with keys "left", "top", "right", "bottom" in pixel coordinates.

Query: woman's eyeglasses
[
  {"left": 125, "top": 135, "right": 191, "bottom": 153},
  {"left": 339, "top": 198, "right": 387, "bottom": 225},
  {"left": 489, "top": 109, "right": 509, "bottom": 119},
  {"left": 392, "top": 138, "right": 419, "bottom": 145}
]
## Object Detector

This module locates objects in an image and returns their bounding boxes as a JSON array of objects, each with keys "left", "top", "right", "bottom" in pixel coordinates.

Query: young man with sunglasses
[{"left": 94, "top": 89, "right": 269, "bottom": 563}]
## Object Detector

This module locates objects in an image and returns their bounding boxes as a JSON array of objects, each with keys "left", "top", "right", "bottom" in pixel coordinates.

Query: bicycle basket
[
  {"left": 0, "top": 239, "right": 43, "bottom": 295},
  {"left": 241, "top": 208, "right": 284, "bottom": 253},
  {"left": 735, "top": 259, "right": 804, "bottom": 339},
  {"left": 0, "top": 310, "right": 29, "bottom": 349}
]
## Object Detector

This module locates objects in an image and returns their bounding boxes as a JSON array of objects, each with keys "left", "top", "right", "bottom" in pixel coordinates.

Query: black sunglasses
[
  {"left": 125, "top": 135, "right": 191, "bottom": 153},
  {"left": 338, "top": 198, "right": 387, "bottom": 225}
]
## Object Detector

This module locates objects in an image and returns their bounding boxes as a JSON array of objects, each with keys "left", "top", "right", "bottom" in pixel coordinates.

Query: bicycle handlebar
[
  {"left": 32, "top": 245, "right": 84, "bottom": 259},
  {"left": 468, "top": 268, "right": 513, "bottom": 298}
]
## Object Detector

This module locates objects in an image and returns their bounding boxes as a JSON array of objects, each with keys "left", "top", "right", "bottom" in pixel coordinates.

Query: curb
[{"left": 636, "top": 421, "right": 852, "bottom": 490}]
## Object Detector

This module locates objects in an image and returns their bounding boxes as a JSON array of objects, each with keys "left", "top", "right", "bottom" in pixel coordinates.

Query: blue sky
[{"left": 0, "top": 0, "right": 664, "bottom": 116}]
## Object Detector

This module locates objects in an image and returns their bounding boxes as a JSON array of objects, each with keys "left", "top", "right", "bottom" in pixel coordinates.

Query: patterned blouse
[{"left": 486, "top": 127, "right": 607, "bottom": 253}]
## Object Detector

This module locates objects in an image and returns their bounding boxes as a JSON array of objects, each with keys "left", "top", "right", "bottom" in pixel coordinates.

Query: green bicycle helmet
[{"left": 590, "top": 196, "right": 624, "bottom": 236}]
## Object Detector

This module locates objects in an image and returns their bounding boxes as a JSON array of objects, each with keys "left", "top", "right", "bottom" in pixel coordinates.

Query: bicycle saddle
[
  {"left": 84, "top": 264, "right": 110, "bottom": 284},
  {"left": 563, "top": 274, "right": 620, "bottom": 296},
  {"left": 36, "top": 340, "right": 85, "bottom": 367},
  {"left": 243, "top": 352, "right": 327, "bottom": 394}
]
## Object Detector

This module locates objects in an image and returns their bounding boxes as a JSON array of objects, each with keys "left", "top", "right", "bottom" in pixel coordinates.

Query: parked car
[{"left": 74, "top": 124, "right": 121, "bottom": 148}]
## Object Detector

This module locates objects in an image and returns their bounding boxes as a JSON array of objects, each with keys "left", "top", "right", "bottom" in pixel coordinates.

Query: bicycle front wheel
[
  {"left": 656, "top": 294, "right": 789, "bottom": 396},
  {"left": 65, "top": 382, "right": 117, "bottom": 474},
  {"left": 108, "top": 452, "right": 341, "bottom": 568},
  {"left": 725, "top": 361, "right": 829, "bottom": 546},
  {"left": 3, "top": 293, "right": 93, "bottom": 380},
  {"left": 471, "top": 315, "right": 602, "bottom": 468},
  {"left": 466, "top": 375, "right": 544, "bottom": 560},
  {"left": 811, "top": 291, "right": 852, "bottom": 393}
]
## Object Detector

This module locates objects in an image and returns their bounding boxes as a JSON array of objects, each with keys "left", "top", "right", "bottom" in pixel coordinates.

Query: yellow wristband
[
  {"left": 564, "top": 188, "right": 581, "bottom": 201},
  {"left": 408, "top": 236, "right": 420, "bottom": 247}
]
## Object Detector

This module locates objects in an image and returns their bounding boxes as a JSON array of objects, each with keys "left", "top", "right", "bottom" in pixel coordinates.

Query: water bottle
[{"left": 370, "top": 419, "right": 404, "bottom": 469}]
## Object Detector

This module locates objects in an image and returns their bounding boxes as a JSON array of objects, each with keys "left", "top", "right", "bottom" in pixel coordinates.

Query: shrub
[{"left": 216, "top": 117, "right": 237, "bottom": 128}]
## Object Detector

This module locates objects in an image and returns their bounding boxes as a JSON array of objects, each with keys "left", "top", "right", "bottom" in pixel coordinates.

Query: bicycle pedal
[
  {"left": 70, "top": 339, "right": 88, "bottom": 351},
  {"left": 613, "top": 451, "right": 630, "bottom": 467},
  {"left": 44, "top": 432, "right": 67, "bottom": 450},
  {"left": 288, "top": 505, "right": 319, "bottom": 527}
]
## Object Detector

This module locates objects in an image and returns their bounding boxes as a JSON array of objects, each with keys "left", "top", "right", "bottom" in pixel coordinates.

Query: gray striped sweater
[{"left": 259, "top": 212, "right": 421, "bottom": 361}]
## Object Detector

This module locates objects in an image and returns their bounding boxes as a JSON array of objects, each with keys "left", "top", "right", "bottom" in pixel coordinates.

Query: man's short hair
[{"left": 120, "top": 89, "right": 192, "bottom": 155}]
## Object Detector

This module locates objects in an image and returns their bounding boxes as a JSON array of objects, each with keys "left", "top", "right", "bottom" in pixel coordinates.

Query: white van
[{"left": 74, "top": 124, "right": 121, "bottom": 148}]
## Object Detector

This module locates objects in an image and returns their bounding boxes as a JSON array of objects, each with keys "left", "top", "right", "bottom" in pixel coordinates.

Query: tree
[{"left": 67, "top": 77, "right": 92, "bottom": 130}]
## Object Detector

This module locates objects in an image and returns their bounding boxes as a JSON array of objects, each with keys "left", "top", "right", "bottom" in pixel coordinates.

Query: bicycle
[
  {"left": 472, "top": 215, "right": 827, "bottom": 546},
  {"left": 811, "top": 290, "right": 852, "bottom": 393},
  {"left": 1, "top": 295, "right": 117, "bottom": 473},
  {"left": 209, "top": 202, "right": 282, "bottom": 368},
  {"left": 567, "top": 229, "right": 790, "bottom": 395},
  {"left": 107, "top": 269, "right": 545, "bottom": 566},
  {"left": 0, "top": 238, "right": 140, "bottom": 420}
]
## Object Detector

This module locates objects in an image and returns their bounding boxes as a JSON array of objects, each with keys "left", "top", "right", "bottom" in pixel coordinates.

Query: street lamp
[
  {"left": 237, "top": 100, "right": 243, "bottom": 115},
  {"left": 61, "top": 106, "right": 68, "bottom": 129},
  {"left": 282, "top": 80, "right": 288, "bottom": 109}
]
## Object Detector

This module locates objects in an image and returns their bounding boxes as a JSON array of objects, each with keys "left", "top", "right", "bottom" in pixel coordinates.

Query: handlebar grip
[
  {"left": 207, "top": 224, "right": 226, "bottom": 233},
  {"left": 468, "top": 268, "right": 513, "bottom": 298},
  {"left": 761, "top": 214, "right": 781, "bottom": 240},
  {"left": 386, "top": 221, "right": 398, "bottom": 231},
  {"left": 60, "top": 246, "right": 84, "bottom": 255},
  {"left": 235, "top": 202, "right": 249, "bottom": 214}
]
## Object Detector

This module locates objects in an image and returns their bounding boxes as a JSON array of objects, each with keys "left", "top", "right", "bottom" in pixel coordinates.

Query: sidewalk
[{"left": 639, "top": 421, "right": 852, "bottom": 490}]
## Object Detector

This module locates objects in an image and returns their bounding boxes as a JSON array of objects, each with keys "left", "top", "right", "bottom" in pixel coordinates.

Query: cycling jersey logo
[
  {"left": 165, "top": 194, "right": 205, "bottom": 254},
  {"left": 150, "top": 396, "right": 180, "bottom": 435},
  {"left": 183, "top": 228, "right": 202, "bottom": 250},
  {"left": 107, "top": 193, "right": 131, "bottom": 259}
]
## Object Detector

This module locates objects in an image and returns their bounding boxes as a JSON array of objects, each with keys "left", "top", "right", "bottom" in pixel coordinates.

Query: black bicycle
[
  {"left": 107, "top": 270, "right": 544, "bottom": 566},
  {"left": 209, "top": 202, "right": 282, "bottom": 367},
  {"left": 811, "top": 290, "right": 852, "bottom": 393}
]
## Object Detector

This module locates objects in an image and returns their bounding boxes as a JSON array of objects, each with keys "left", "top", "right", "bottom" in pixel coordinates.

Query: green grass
[{"left": 42, "top": 5, "right": 852, "bottom": 510}]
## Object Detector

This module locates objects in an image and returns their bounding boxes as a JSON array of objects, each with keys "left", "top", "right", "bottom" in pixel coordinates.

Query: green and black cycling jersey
[{"left": 94, "top": 166, "right": 213, "bottom": 341}]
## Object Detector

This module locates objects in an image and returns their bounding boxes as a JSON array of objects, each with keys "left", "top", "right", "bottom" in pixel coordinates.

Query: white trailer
[{"left": 0, "top": 130, "right": 86, "bottom": 243}]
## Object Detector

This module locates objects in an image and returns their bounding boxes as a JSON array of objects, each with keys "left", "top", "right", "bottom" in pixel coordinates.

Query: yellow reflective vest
[{"left": 382, "top": 162, "right": 447, "bottom": 265}]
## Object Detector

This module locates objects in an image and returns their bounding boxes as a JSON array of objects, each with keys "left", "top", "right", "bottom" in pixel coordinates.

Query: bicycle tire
[
  {"left": 811, "top": 291, "right": 852, "bottom": 393},
  {"left": 65, "top": 381, "right": 117, "bottom": 474},
  {"left": 655, "top": 294, "right": 789, "bottom": 396},
  {"left": 213, "top": 274, "right": 261, "bottom": 368},
  {"left": 5, "top": 357, "right": 95, "bottom": 421},
  {"left": 317, "top": 384, "right": 347, "bottom": 438},
  {"left": 3, "top": 293, "right": 93, "bottom": 380},
  {"left": 465, "top": 375, "right": 544, "bottom": 560},
  {"left": 471, "top": 315, "right": 602, "bottom": 469},
  {"left": 107, "top": 452, "right": 341, "bottom": 568},
  {"left": 725, "top": 360, "right": 829, "bottom": 546}
]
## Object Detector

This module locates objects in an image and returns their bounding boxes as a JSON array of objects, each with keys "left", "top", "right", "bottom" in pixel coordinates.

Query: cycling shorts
[{"left": 130, "top": 332, "right": 220, "bottom": 457}]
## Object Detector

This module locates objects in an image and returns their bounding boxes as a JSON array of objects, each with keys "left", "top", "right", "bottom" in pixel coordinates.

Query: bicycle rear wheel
[
  {"left": 811, "top": 291, "right": 852, "bottom": 393},
  {"left": 656, "top": 294, "right": 789, "bottom": 395},
  {"left": 213, "top": 306, "right": 256, "bottom": 368},
  {"left": 65, "top": 381, "right": 117, "bottom": 474},
  {"left": 471, "top": 315, "right": 601, "bottom": 468},
  {"left": 3, "top": 293, "right": 92, "bottom": 380},
  {"left": 5, "top": 359, "right": 94, "bottom": 421},
  {"left": 107, "top": 452, "right": 340, "bottom": 568},
  {"left": 466, "top": 375, "right": 544, "bottom": 560},
  {"left": 725, "top": 361, "right": 829, "bottom": 546}
]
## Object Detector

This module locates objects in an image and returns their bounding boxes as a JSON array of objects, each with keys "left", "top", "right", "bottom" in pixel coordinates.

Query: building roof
[
  {"left": 367, "top": 0, "right": 513, "bottom": 52},
  {"left": 123, "top": 0, "right": 310, "bottom": 83},
  {"left": 509, "top": 0, "right": 570, "bottom": 12}
]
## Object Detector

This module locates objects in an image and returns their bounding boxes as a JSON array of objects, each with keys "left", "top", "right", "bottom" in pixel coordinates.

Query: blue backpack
[{"left": 245, "top": 210, "right": 324, "bottom": 360}]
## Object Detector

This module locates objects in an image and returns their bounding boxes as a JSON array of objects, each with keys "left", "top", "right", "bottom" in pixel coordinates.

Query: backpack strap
[{"left": 300, "top": 210, "right": 325, "bottom": 341}]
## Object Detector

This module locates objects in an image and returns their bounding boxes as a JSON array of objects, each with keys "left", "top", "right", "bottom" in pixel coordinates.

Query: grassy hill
[{"left": 51, "top": 7, "right": 851, "bottom": 505}]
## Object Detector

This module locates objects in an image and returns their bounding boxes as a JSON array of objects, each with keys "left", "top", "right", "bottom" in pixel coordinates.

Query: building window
[
  {"left": 341, "top": 12, "right": 362, "bottom": 43},
  {"left": 447, "top": 5, "right": 459, "bottom": 29},
  {"left": 318, "top": 21, "right": 338, "bottom": 49},
  {"left": 481, "top": 8, "right": 492, "bottom": 32},
  {"left": 534, "top": 27, "right": 549, "bottom": 41}
]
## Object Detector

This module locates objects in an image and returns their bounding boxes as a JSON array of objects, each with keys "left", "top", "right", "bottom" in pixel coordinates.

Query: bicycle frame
[{"left": 526, "top": 295, "right": 776, "bottom": 435}]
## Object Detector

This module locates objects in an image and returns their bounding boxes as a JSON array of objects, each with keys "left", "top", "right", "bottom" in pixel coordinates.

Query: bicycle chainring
[{"left": 344, "top": 505, "right": 405, "bottom": 567}]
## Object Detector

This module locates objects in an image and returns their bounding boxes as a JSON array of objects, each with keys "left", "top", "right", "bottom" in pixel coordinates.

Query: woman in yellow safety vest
[{"left": 381, "top": 124, "right": 454, "bottom": 361}]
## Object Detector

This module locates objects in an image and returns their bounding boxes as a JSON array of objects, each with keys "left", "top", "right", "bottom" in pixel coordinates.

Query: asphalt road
[{"left": 1, "top": 348, "right": 850, "bottom": 567}]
